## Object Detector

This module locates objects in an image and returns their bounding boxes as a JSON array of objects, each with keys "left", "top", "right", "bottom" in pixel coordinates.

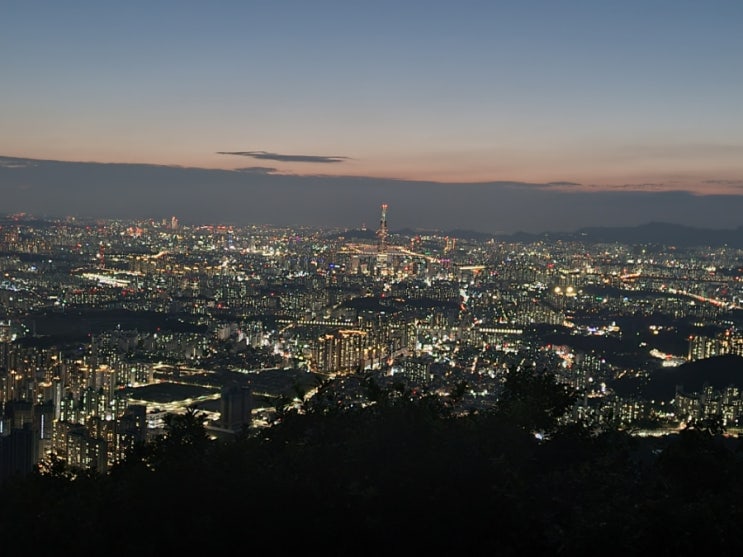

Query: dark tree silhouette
[
  {"left": 2, "top": 366, "right": 743, "bottom": 555},
  {"left": 495, "top": 367, "right": 579, "bottom": 435}
]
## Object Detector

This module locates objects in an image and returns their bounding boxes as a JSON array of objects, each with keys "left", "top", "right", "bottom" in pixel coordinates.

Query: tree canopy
[{"left": 2, "top": 368, "right": 743, "bottom": 555}]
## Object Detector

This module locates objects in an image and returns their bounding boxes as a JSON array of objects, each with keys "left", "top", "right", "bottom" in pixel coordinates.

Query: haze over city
[{"left": 2, "top": 1, "right": 742, "bottom": 232}]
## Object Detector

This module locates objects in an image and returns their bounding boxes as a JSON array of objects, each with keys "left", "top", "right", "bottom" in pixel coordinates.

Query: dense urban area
[
  {"left": 2, "top": 206, "right": 743, "bottom": 477},
  {"left": 4, "top": 208, "right": 743, "bottom": 553}
]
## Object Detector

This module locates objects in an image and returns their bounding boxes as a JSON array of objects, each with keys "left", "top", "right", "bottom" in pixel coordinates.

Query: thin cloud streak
[
  {"left": 704, "top": 179, "right": 743, "bottom": 188},
  {"left": 234, "top": 166, "right": 279, "bottom": 174},
  {"left": 218, "top": 151, "right": 351, "bottom": 164}
]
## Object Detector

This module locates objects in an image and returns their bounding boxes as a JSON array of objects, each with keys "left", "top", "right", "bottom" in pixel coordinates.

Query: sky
[{"left": 1, "top": 1, "right": 743, "bottom": 233}]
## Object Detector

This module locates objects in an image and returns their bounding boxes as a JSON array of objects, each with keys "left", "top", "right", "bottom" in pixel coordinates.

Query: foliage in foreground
[{"left": 1, "top": 369, "right": 743, "bottom": 556}]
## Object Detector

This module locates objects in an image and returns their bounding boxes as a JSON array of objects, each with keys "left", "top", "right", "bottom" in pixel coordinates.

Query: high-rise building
[
  {"left": 0, "top": 423, "right": 36, "bottom": 484},
  {"left": 376, "top": 203, "right": 389, "bottom": 254},
  {"left": 220, "top": 383, "right": 253, "bottom": 432}
]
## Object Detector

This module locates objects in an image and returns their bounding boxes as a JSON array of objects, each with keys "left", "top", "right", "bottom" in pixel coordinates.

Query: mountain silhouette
[
  {"left": 492, "top": 222, "right": 743, "bottom": 248},
  {"left": 611, "top": 354, "right": 743, "bottom": 401}
]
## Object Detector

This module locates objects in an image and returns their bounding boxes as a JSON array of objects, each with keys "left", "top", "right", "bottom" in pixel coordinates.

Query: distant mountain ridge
[
  {"left": 611, "top": 354, "right": 743, "bottom": 401},
  {"left": 441, "top": 222, "right": 743, "bottom": 248},
  {"left": 3, "top": 212, "right": 742, "bottom": 249}
]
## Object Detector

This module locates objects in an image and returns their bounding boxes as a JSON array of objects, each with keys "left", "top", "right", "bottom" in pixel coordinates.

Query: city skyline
[{"left": 2, "top": 1, "right": 742, "bottom": 231}]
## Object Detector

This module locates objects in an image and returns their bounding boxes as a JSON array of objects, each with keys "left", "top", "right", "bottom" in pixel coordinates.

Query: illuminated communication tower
[{"left": 376, "top": 203, "right": 389, "bottom": 253}]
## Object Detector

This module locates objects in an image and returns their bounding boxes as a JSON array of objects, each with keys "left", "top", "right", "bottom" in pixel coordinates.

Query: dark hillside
[{"left": 2, "top": 370, "right": 743, "bottom": 555}]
